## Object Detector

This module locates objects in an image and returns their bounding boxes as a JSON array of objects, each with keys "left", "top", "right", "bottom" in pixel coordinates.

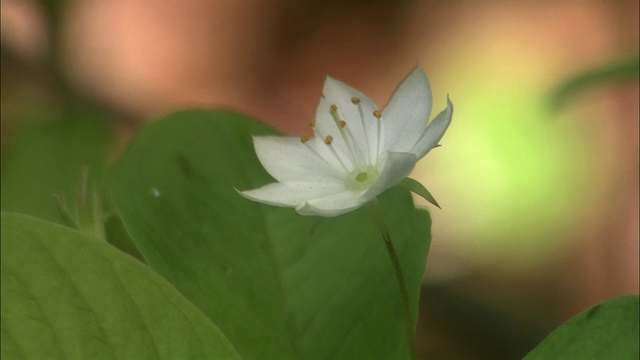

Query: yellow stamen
[
  {"left": 351, "top": 97, "right": 361, "bottom": 104},
  {"left": 354, "top": 99, "right": 372, "bottom": 163},
  {"left": 324, "top": 135, "right": 333, "bottom": 145},
  {"left": 308, "top": 118, "right": 316, "bottom": 128},
  {"left": 329, "top": 107, "right": 361, "bottom": 168},
  {"left": 302, "top": 134, "right": 339, "bottom": 171},
  {"left": 330, "top": 104, "right": 338, "bottom": 112},
  {"left": 373, "top": 110, "right": 382, "bottom": 165}
]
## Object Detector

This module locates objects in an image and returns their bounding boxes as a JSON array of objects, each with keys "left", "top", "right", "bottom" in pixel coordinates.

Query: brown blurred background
[{"left": 2, "top": 0, "right": 638, "bottom": 358}]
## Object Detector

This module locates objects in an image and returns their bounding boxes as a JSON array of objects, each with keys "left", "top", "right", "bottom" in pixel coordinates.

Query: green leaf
[
  {"left": 397, "top": 177, "right": 441, "bottom": 208},
  {"left": 525, "top": 295, "right": 639, "bottom": 359},
  {"left": 1, "top": 213, "right": 241, "bottom": 359},
  {"left": 110, "top": 110, "right": 432, "bottom": 359}
]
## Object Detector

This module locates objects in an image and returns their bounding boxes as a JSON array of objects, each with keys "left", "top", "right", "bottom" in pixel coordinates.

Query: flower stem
[{"left": 368, "top": 199, "right": 417, "bottom": 360}]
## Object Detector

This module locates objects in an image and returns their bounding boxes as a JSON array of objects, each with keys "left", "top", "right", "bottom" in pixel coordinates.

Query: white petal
[
  {"left": 361, "top": 151, "right": 418, "bottom": 201},
  {"left": 253, "top": 136, "right": 343, "bottom": 182},
  {"left": 295, "top": 190, "right": 367, "bottom": 217},
  {"left": 239, "top": 181, "right": 346, "bottom": 208},
  {"left": 410, "top": 97, "right": 453, "bottom": 159},
  {"left": 381, "top": 66, "right": 433, "bottom": 153},
  {"left": 320, "top": 77, "right": 380, "bottom": 166}
]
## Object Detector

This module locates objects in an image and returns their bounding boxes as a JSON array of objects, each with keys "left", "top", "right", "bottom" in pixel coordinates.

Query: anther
[
  {"left": 339, "top": 120, "right": 346, "bottom": 128},
  {"left": 330, "top": 104, "right": 338, "bottom": 112},
  {"left": 300, "top": 135, "right": 310, "bottom": 143},
  {"left": 373, "top": 110, "right": 382, "bottom": 119},
  {"left": 351, "top": 97, "right": 361, "bottom": 105},
  {"left": 324, "top": 135, "right": 333, "bottom": 145},
  {"left": 308, "top": 118, "right": 316, "bottom": 127}
]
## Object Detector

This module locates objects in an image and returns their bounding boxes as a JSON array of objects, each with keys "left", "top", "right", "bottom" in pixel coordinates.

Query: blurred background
[{"left": 2, "top": 0, "right": 638, "bottom": 358}]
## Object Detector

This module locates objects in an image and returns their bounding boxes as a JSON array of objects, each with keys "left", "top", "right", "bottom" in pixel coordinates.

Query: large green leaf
[
  {"left": 525, "top": 295, "right": 639, "bottom": 359},
  {"left": 1, "top": 213, "right": 240, "bottom": 359},
  {"left": 110, "top": 110, "right": 432, "bottom": 359}
]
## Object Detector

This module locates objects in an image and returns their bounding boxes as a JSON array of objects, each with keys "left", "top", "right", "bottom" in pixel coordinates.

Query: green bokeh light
[{"left": 417, "top": 43, "right": 612, "bottom": 272}]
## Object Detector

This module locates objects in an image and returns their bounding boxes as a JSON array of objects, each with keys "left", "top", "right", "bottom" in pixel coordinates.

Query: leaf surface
[
  {"left": 1, "top": 213, "right": 240, "bottom": 359},
  {"left": 525, "top": 295, "right": 639, "bottom": 359}
]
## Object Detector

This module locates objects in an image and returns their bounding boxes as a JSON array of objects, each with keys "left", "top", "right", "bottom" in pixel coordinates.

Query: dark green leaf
[{"left": 525, "top": 295, "right": 639, "bottom": 359}]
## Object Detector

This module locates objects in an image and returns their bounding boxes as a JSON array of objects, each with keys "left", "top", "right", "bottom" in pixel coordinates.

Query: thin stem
[{"left": 368, "top": 199, "right": 417, "bottom": 360}]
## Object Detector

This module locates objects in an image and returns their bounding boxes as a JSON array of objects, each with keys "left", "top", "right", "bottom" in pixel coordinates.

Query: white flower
[{"left": 239, "top": 66, "right": 453, "bottom": 217}]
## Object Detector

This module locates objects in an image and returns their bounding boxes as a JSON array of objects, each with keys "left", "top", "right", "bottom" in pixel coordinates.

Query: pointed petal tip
[
  {"left": 320, "top": 75, "right": 341, "bottom": 99},
  {"left": 251, "top": 134, "right": 270, "bottom": 146},
  {"left": 324, "top": 73, "right": 363, "bottom": 93},
  {"left": 437, "top": 95, "right": 454, "bottom": 124},
  {"left": 408, "top": 65, "right": 430, "bottom": 84},
  {"left": 407, "top": 65, "right": 431, "bottom": 91},
  {"left": 442, "top": 97, "right": 453, "bottom": 127},
  {"left": 235, "top": 187, "right": 254, "bottom": 201},
  {"left": 323, "top": 74, "right": 345, "bottom": 88},
  {"left": 409, "top": 95, "right": 453, "bottom": 158}
]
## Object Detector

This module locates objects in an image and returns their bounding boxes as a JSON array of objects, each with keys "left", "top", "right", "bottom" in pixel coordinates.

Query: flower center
[{"left": 345, "top": 165, "right": 380, "bottom": 191}]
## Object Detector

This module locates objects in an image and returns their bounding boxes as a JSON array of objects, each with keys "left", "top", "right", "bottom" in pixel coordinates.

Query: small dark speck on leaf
[
  {"left": 586, "top": 304, "right": 601, "bottom": 320},
  {"left": 223, "top": 265, "right": 233, "bottom": 277},
  {"left": 177, "top": 154, "right": 192, "bottom": 178}
]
